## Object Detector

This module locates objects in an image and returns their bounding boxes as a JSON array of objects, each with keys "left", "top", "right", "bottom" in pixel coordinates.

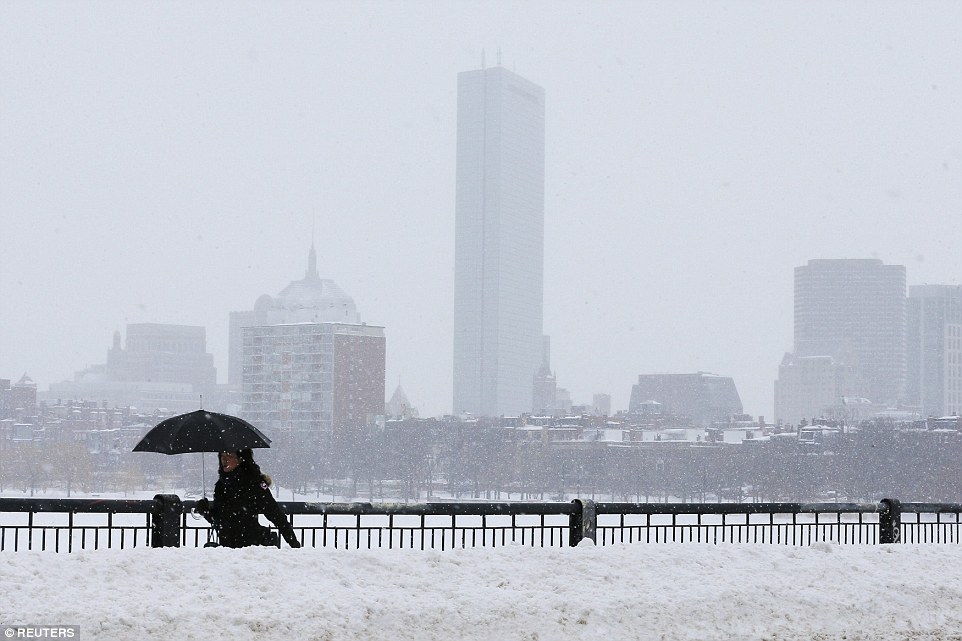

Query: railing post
[
  {"left": 879, "top": 498, "right": 902, "bottom": 544},
  {"left": 151, "top": 494, "right": 182, "bottom": 548},
  {"left": 569, "top": 499, "right": 596, "bottom": 546}
]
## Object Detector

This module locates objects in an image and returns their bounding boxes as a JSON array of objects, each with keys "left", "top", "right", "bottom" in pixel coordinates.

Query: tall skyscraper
[
  {"left": 776, "top": 259, "right": 906, "bottom": 424},
  {"left": 453, "top": 65, "right": 545, "bottom": 417},
  {"left": 794, "top": 259, "right": 906, "bottom": 405},
  {"left": 906, "top": 284, "right": 962, "bottom": 417}
]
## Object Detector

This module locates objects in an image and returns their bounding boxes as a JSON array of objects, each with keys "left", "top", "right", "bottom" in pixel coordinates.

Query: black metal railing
[
  {"left": 182, "top": 499, "right": 579, "bottom": 550},
  {"left": 593, "top": 501, "right": 885, "bottom": 546},
  {"left": 899, "top": 502, "right": 962, "bottom": 543},
  {"left": 2, "top": 496, "right": 960, "bottom": 552},
  {"left": 0, "top": 497, "right": 155, "bottom": 552}
]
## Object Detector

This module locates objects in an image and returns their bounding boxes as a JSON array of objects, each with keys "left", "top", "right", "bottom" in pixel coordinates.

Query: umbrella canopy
[{"left": 132, "top": 409, "right": 271, "bottom": 455}]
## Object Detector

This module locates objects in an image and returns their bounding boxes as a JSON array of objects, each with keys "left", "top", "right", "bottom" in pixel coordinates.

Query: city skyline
[
  {"left": 17, "top": 253, "right": 962, "bottom": 421},
  {"left": 2, "top": 3, "right": 960, "bottom": 419}
]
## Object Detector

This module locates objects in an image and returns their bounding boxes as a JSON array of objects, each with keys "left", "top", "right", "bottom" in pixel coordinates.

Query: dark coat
[{"left": 201, "top": 468, "right": 300, "bottom": 548}]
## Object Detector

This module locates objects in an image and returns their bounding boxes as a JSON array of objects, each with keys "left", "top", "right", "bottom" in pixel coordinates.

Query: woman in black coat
[{"left": 197, "top": 449, "right": 301, "bottom": 548}]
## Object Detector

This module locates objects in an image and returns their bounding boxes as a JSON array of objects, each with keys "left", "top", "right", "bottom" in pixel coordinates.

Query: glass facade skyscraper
[
  {"left": 453, "top": 66, "right": 545, "bottom": 417},
  {"left": 906, "top": 284, "right": 962, "bottom": 417},
  {"left": 793, "top": 258, "right": 906, "bottom": 406}
]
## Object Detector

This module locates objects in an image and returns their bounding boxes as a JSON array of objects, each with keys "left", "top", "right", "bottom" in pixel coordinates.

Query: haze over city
[{"left": 2, "top": 1, "right": 960, "bottom": 419}]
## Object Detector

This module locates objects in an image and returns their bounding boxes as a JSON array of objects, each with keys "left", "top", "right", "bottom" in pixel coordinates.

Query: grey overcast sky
[{"left": 1, "top": 1, "right": 960, "bottom": 419}]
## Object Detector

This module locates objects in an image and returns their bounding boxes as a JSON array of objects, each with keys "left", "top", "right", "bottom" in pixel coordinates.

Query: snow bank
[{"left": 3, "top": 541, "right": 962, "bottom": 640}]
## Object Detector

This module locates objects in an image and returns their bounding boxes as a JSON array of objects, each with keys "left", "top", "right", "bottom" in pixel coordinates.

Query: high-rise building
[
  {"left": 775, "top": 259, "right": 906, "bottom": 425},
  {"left": 628, "top": 373, "right": 743, "bottom": 427},
  {"left": 794, "top": 259, "right": 906, "bottom": 405},
  {"left": 453, "top": 65, "right": 545, "bottom": 417},
  {"left": 906, "top": 284, "right": 962, "bottom": 417},
  {"left": 236, "top": 248, "right": 385, "bottom": 438},
  {"left": 241, "top": 322, "right": 385, "bottom": 437},
  {"left": 228, "top": 246, "right": 359, "bottom": 386}
]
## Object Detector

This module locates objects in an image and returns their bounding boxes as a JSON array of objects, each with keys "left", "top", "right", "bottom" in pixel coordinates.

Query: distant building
[
  {"left": 592, "top": 394, "right": 611, "bottom": 417},
  {"left": 105, "top": 324, "right": 215, "bottom": 386},
  {"left": 532, "top": 336, "right": 557, "bottom": 414},
  {"left": 237, "top": 248, "right": 386, "bottom": 438},
  {"left": 241, "top": 322, "right": 385, "bottom": 437},
  {"left": 628, "top": 373, "right": 743, "bottom": 428},
  {"left": 776, "top": 259, "right": 907, "bottom": 426},
  {"left": 386, "top": 384, "right": 419, "bottom": 419},
  {"left": 44, "top": 324, "right": 221, "bottom": 414},
  {"left": 229, "top": 245, "right": 359, "bottom": 386},
  {"left": 774, "top": 354, "right": 857, "bottom": 427},
  {"left": 453, "top": 64, "right": 545, "bottom": 417},
  {"left": 793, "top": 259, "right": 906, "bottom": 405},
  {"left": 10, "top": 374, "right": 37, "bottom": 414},
  {"left": 906, "top": 285, "right": 962, "bottom": 417},
  {"left": 0, "top": 378, "right": 10, "bottom": 418}
]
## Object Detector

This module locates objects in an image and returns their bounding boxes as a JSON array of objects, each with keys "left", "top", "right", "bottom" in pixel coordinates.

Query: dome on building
[{"left": 264, "top": 246, "right": 360, "bottom": 325}]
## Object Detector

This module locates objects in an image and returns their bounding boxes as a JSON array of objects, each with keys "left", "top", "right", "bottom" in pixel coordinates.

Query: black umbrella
[
  {"left": 133, "top": 409, "right": 271, "bottom": 454},
  {"left": 133, "top": 409, "right": 271, "bottom": 496}
]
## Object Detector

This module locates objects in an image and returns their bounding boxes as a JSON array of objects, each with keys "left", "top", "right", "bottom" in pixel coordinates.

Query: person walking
[{"left": 196, "top": 449, "right": 301, "bottom": 548}]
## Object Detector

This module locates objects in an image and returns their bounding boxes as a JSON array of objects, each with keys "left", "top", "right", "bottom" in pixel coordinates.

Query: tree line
[{"left": 3, "top": 419, "right": 960, "bottom": 503}]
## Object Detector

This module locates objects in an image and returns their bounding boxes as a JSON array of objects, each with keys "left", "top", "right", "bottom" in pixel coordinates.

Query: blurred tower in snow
[
  {"left": 531, "top": 335, "right": 557, "bottom": 414},
  {"left": 906, "top": 284, "right": 962, "bottom": 417},
  {"left": 775, "top": 259, "right": 906, "bottom": 425},
  {"left": 453, "top": 64, "right": 545, "bottom": 418}
]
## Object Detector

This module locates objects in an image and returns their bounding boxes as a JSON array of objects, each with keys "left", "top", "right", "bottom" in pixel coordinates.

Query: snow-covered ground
[
  {"left": 3, "top": 489, "right": 962, "bottom": 639},
  {"left": 4, "top": 540, "right": 962, "bottom": 640}
]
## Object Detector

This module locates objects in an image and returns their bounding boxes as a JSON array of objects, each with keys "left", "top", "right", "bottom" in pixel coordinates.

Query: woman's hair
[{"left": 227, "top": 448, "right": 272, "bottom": 487}]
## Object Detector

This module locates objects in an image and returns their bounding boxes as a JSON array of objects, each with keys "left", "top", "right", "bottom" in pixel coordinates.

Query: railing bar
[{"left": 6, "top": 499, "right": 962, "bottom": 552}]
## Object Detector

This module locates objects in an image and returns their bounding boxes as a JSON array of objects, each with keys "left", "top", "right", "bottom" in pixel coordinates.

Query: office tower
[
  {"left": 775, "top": 259, "right": 906, "bottom": 425},
  {"left": 906, "top": 285, "right": 962, "bottom": 417},
  {"left": 453, "top": 65, "right": 545, "bottom": 417},
  {"left": 794, "top": 259, "right": 906, "bottom": 405},
  {"left": 628, "top": 373, "right": 743, "bottom": 427}
]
